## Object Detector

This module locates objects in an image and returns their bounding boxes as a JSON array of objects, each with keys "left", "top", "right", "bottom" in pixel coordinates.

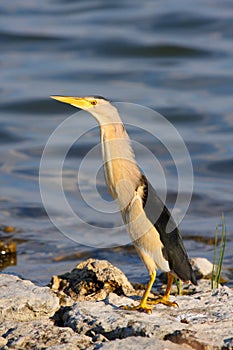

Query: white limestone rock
[{"left": 0, "top": 274, "right": 60, "bottom": 321}]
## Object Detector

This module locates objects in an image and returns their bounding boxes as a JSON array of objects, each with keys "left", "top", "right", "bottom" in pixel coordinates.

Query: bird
[{"left": 51, "top": 95, "right": 197, "bottom": 313}]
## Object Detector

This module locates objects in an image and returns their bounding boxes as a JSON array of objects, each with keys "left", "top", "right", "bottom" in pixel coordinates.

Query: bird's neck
[{"left": 100, "top": 123, "right": 142, "bottom": 211}]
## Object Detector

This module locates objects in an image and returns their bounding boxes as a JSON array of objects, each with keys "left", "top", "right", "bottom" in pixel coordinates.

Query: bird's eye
[{"left": 91, "top": 100, "right": 97, "bottom": 105}]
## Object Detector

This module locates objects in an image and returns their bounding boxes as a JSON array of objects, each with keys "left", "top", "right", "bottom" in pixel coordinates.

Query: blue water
[{"left": 0, "top": 0, "right": 232, "bottom": 286}]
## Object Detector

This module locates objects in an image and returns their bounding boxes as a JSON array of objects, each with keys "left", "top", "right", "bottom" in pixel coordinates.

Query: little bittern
[{"left": 51, "top": 95, "right": 197, "bottom": 313}]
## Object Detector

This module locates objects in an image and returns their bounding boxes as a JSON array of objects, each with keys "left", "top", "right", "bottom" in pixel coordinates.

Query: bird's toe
[
  {"left": 120, "top": 303, "right": 153, "bottom": 314},
  {"left": 147, "top": 297, "right": 179, "bottom": 308}
]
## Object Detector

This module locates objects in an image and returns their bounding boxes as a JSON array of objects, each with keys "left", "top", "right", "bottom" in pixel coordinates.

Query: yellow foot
[
  {"left": 120, "top": 303, "right": 153, "bottom": 314},
  {"left": 147, "top": 297, "right": 178, "bottom": 308}
]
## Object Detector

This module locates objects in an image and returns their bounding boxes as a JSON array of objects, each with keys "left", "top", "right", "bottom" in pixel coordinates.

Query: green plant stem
[{"left": 211, "top": 214, "right": 226, "bottom": 289}]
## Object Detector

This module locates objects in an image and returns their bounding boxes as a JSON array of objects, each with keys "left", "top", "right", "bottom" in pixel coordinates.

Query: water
[{"left": 0, "top": 0, "right": 232, "bottom": 286}]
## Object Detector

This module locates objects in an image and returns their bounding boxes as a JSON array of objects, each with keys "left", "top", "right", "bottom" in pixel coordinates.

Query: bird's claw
[
  {"left": 120, "top": 296, "right": 178, "bottom": 313},
  {"left": 147, "top": 298, "right": 179, "bottom": 308},
  {"left": 120, "top": 303, "right": 153, "bottom": 314}
]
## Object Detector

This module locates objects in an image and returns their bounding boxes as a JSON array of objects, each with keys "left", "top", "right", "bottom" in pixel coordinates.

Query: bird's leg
[
  {"left": 121, "top": 271, "right": 156, "bottom": 314},
  {"left": 147, "top": 272, "right": 178, "bottom": 307}
]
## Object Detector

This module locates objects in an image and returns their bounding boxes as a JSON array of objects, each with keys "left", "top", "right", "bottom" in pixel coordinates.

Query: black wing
[{"left": 140, "top": 175, "right": 197, "bottom": 285}]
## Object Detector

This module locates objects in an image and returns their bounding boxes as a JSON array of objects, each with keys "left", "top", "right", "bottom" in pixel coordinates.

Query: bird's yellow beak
[{"left": 50, "top": 96, "right": 94, "bottom": 110}]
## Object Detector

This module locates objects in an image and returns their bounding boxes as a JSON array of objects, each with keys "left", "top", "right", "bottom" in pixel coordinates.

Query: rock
[
  {"left": 191, "top": 257, "right": 214, "bottom": 277},
  {"left": 191, "top": 257, "right": 228, "bottom": 284},
  {"left": 0, "top": 319, "right": 92, "bottom": 349},
  {"left": 0, "top": 241, "right": 17, "bottom": 270},
  {"left": 0, "top": 274, "right": 60, "bottom": 321},
  {"left": 61, "top": 287, "right": 233, "bottom": 350},
  {"left": 50, "top": 258, "right": 135, "bottom": 302},
  {"left": 98, "top": 336, "right": 194, "bottom": 350},
  {"left": 0, "top": 259, "right": 232, "bottom": 350},
  {"left": 0, "top": 336, "right": 8, "bottom": 348}
]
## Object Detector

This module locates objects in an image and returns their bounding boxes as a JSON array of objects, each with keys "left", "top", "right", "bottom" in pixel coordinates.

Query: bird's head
[
  {"left": 50, "top": 95, "right": 121, "bottom": 125},
  {"left": 50, "top": 95, "right": 109, "bottom": 110}
]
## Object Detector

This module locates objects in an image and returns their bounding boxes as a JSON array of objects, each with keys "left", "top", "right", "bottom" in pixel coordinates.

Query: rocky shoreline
[{"left": 0, "top": 258, "right": 232, "bottom": 349}]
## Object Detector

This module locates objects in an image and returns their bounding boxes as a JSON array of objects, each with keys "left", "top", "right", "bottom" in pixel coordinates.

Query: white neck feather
[{"left": 100, "top": 123, "right": 142, "bottom": 211}]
